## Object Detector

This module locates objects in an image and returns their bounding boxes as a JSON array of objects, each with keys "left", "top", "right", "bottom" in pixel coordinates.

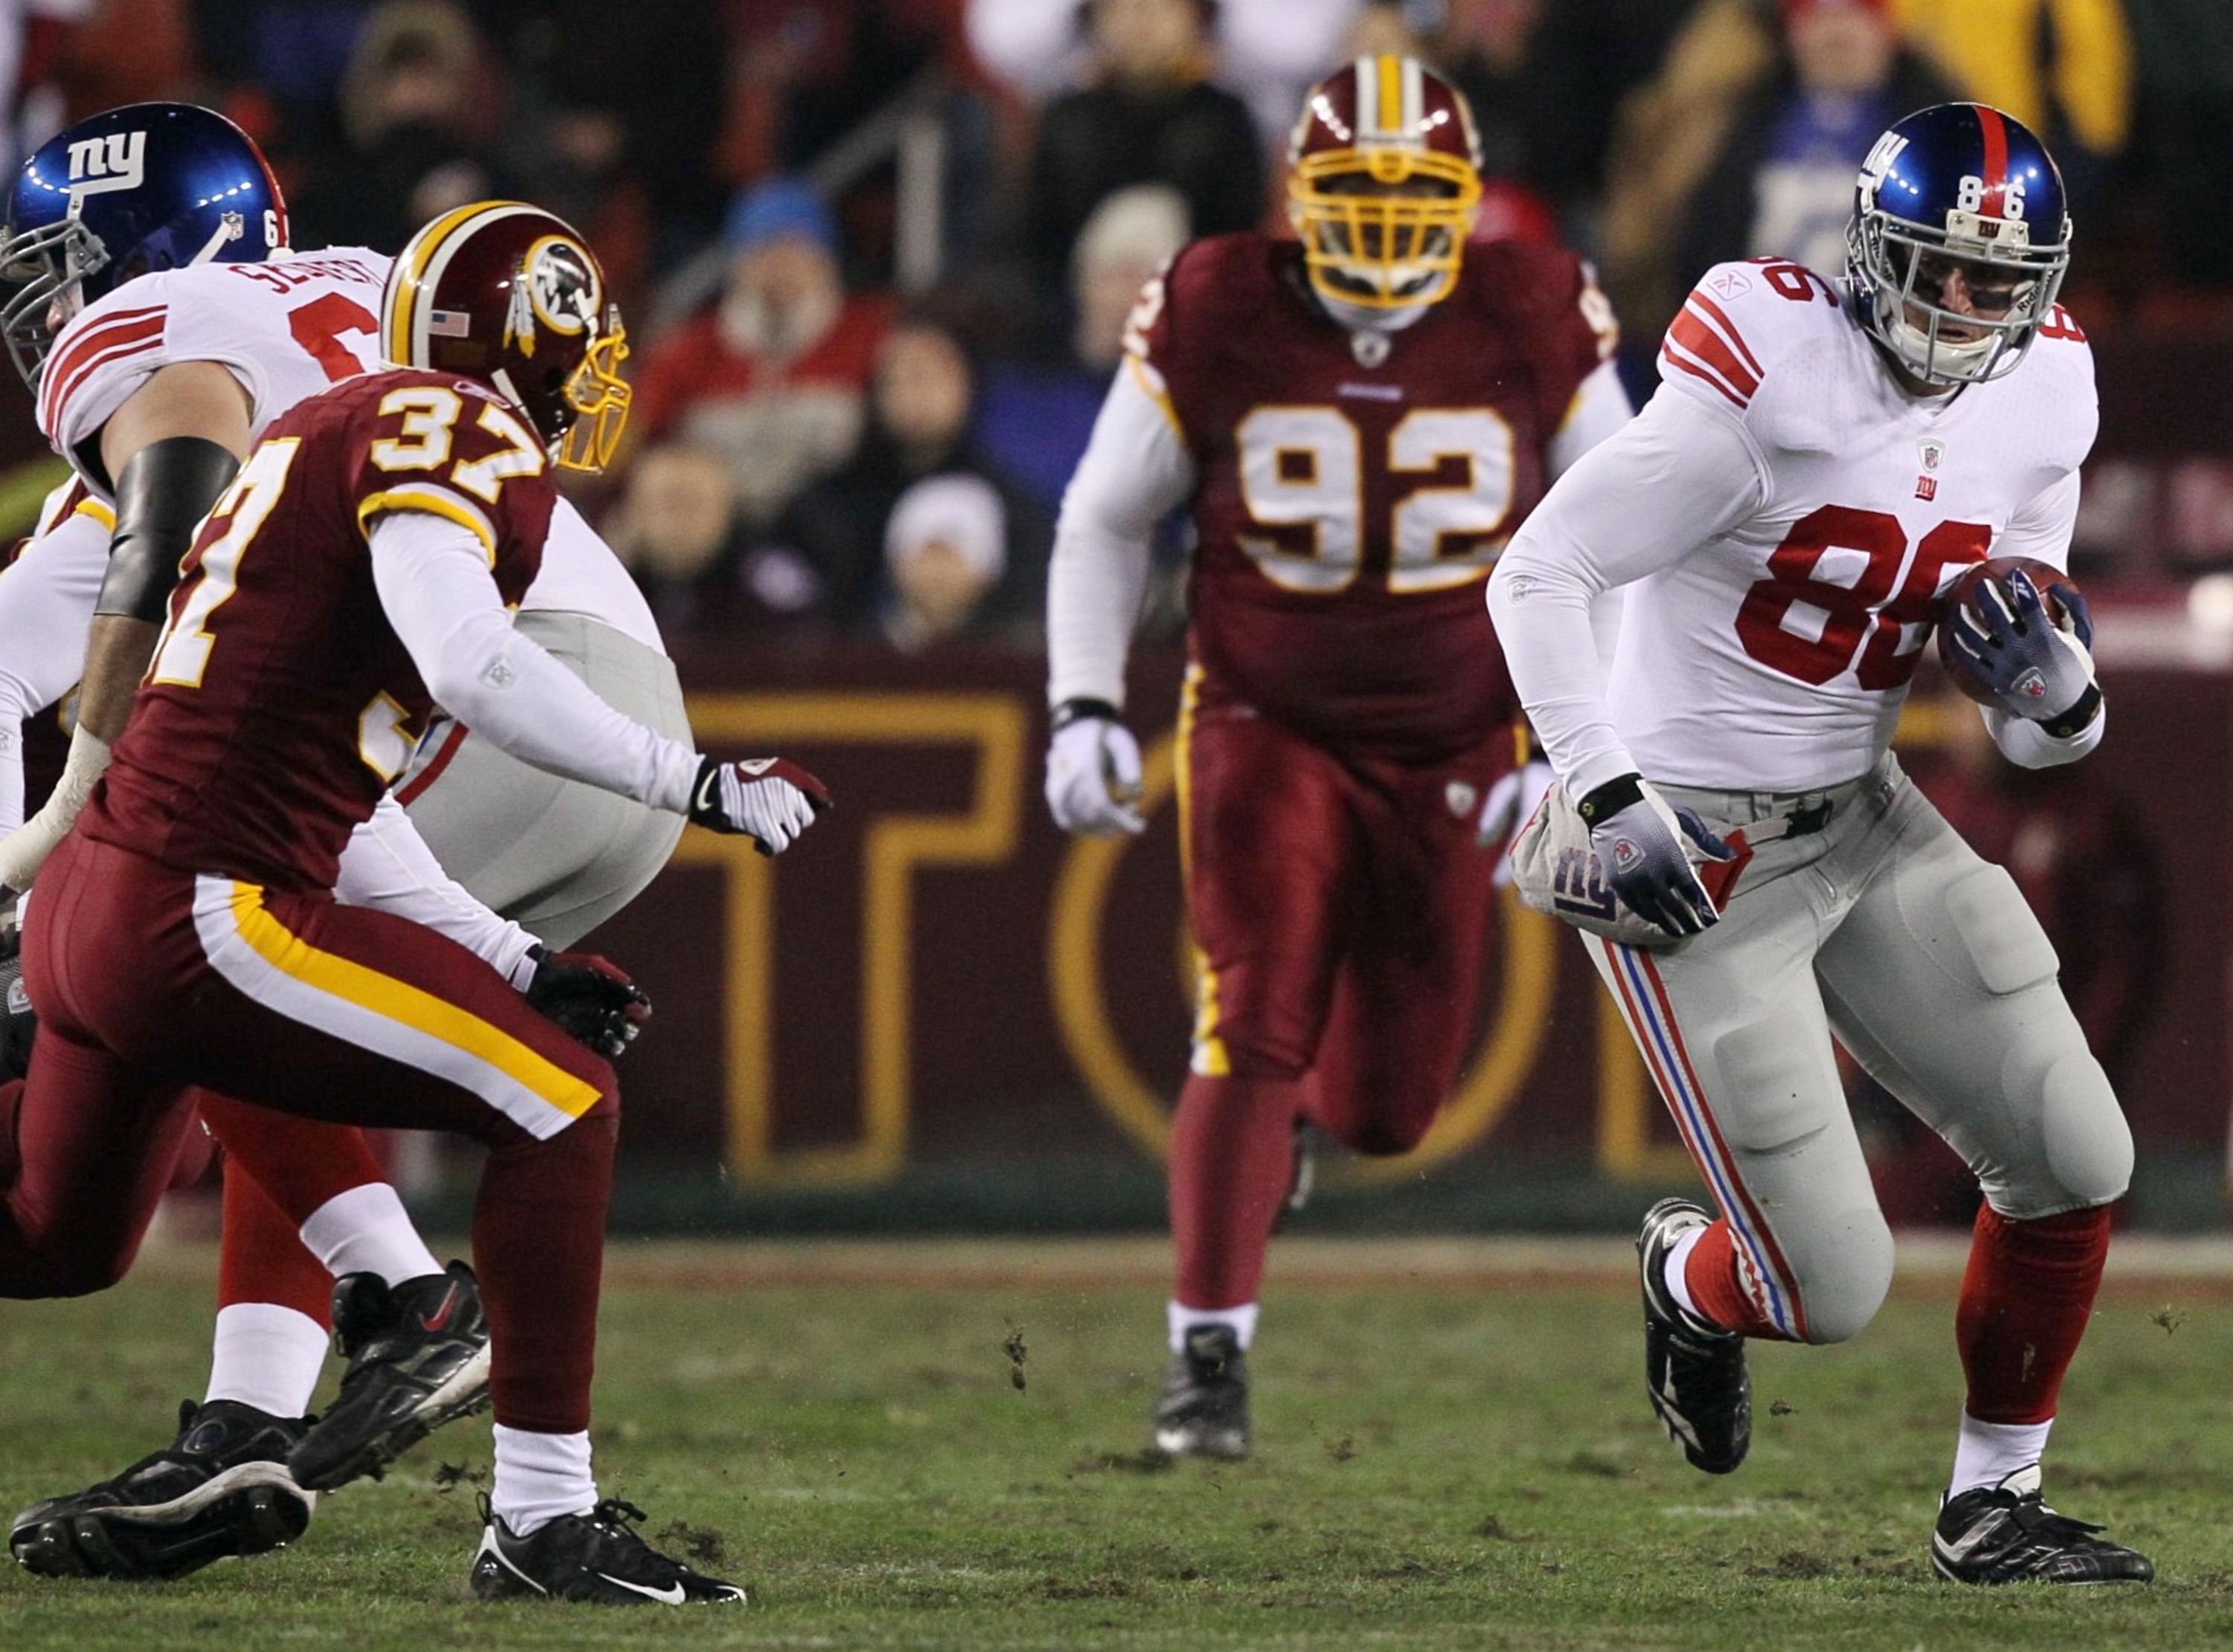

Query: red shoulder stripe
[
  {"left": 1660, "top": 343, "right": 1748, "bottom": 409},
  {"left": 1687, "top": 292, "right": 1763, "bottom": 380},
  {"left": 1665, "top": 303, "right": 1760, "bottom": 406},
  {"left": 39, "top": 306, "right": 167, "bottom": 432}
]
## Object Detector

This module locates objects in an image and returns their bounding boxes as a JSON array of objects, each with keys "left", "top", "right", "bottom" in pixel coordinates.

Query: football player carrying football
[
  {"left": 0, "top": 194, "right": 831, "bottom": 1602},
  {"left": 1488, "top": 103, "right": 2150, "bottom": 1583},
  {"left": 0, "top": 106, "right": 691, "bottom": 1583},
  {"left": 1045, "top": 56, "right": 1629, "bottom": 1459}
]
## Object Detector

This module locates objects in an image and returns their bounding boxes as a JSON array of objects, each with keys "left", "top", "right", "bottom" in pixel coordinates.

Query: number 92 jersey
[
  {"left": 35, "top": 247, "right": 390, "bottom": 489},
  {"left": 1132, "top": 233, "right": 1613, "bottom": 760},
  {"left": 83, "top": 368, "right": 555, "bottom": 894}
]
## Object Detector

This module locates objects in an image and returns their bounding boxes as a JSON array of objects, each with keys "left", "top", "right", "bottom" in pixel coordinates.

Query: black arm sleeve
[{"left": 93, "top": 436, "right": 242, "bottom": 622}]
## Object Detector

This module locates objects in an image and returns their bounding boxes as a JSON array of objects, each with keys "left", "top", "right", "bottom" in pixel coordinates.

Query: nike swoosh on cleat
[
  {"left": 594, "top": 1572, "right": 687, "bottom": 1604},
  {"left": 421, "top": 1286, "right": 460, "bottom": 1334}
]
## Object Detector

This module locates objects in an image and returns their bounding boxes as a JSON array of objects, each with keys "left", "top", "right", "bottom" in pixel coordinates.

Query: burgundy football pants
[
  {"left": 1170, "top": 685, "right": 1507, "bottom": 1307},
  {"left": 4, "top": 832, "right": 616, "bottom": 1434}
]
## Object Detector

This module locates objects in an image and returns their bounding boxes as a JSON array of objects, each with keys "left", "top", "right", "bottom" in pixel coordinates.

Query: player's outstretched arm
[
  {"left": 0, "top": 365, "right": 251, "bottom": 891},
  {"left": 0, "top": 496, "right": 108, "bottom": 836},
  {"left": 1044, "top": 358, "right": 1195, "bottom": 837},
  {"left": 368, "top": 510, "right": 830, "bottom": 856},
  {"left": 336, "top": 795, "right": 540, "bottom": 986}
]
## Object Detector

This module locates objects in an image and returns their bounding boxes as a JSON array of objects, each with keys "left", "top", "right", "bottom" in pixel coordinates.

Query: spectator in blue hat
[{"left": 625, "top": 175, "right": 895, "bottom": 531}]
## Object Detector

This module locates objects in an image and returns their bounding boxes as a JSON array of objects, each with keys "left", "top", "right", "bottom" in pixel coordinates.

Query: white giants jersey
[
  {"left": 1603, "top": 259, "right": 2097, "bottom": 791},
  {"left": 36, "top": 246, "right": 393, "bottom": 495}
]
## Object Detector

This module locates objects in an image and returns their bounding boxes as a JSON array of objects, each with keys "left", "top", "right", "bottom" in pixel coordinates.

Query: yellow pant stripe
[{"left": 226, "top": 883, "right": 601, "bottom": 1120}]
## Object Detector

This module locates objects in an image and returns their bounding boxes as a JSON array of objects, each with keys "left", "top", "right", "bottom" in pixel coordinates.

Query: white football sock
[
  {"left": 492, "top": 1424, "right": 597, "bottom": 1538},
  {"left": 1948, "top": 1412, "right": 2054, "bottom": 1498},
  {"left": 204, "top": 1302, "right": 329, "bottom": 1418},
  {"left": 1169, "top": 1300, "right": 1258, "bottom": 1353},
  {"left": 1664, "top": 1223, "right": 1707, "bottom": 1319},
  {"left": 297, "top": 1181, "right": 443, "bottom": 1287}
]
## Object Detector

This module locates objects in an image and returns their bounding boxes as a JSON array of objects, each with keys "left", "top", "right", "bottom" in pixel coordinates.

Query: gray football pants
[
  {"left": 399, "top": 610, "right": 690, "bottom": 950},
  {"left": 1584, "top": 754, "right": 2132, "bottom": 1346}
]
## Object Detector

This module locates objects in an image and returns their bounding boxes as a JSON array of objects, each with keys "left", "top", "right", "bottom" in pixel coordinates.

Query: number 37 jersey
[
  {"left": 1133, "top": 234, "right": 1611, "bottom": 760},
  {"left": 36, "top": 246, "right": 392, "bottom": 487},
  {"left": 83, "top": 368, "right": 555, "bottom": 894}
]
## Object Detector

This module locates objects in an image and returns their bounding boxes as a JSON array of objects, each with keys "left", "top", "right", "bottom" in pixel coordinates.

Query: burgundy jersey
[
  {"left": 85, "top": 368, "right": 557, "bottom": 891},
  {"left": 1134, "top": 233, "right": 1611, "bottom": 759}
]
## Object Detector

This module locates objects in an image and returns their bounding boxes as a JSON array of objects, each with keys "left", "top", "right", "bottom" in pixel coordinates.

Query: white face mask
[{"left": 718, "top": 279, "right": 840, "bottom": 362}]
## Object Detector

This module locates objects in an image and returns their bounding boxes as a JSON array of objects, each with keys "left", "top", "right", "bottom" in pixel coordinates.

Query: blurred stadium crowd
[{"left": 0, "top": 0, "right": 2227, "bottom": 634}]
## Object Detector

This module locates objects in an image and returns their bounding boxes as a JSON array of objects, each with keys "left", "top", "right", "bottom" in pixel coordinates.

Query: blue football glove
[
  {"left": 1579, "top": 774, "right": 1736, "bottom": 939},
  {"left": 1946, "top": 569, "right": 2098, "bottom": 726}
]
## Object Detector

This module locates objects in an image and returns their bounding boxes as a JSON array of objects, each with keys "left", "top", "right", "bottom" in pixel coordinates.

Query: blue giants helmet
[
  {"left": 1846, "top": 102, "right": 2071, "bottom": 386},
  {"left": 0, "top": 103, "right": 287, "bottom": 389}
]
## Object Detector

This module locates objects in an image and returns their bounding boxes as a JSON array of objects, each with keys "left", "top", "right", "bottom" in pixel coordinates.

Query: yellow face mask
[
  {"left": 1288, "top": 144, "right": 1482, "bottom": 311},
  {"left": 555, "top": 324, "right": 630, "bottom": 474}
]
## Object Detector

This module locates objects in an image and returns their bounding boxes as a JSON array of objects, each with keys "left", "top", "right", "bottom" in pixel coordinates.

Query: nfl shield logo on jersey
[
  {"left": 1445, "top": 781, "right": 1477, "bottom": 819},
  {"left": 1915, "top": 438, "right": 1945, "bottom": 501}
]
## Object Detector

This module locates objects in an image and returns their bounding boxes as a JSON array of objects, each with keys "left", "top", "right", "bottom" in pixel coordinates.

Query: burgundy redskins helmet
[
  {"left": 380, "top": 200, "right": 630, "bottom": 473},
  {"left": 1288, "top": 55, "right": 1484, "bottom": 311}
]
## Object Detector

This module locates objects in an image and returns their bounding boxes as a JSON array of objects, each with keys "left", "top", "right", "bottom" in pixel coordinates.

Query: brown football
[{"left": 1934, "top": 556, "right": 2083, "bottom": 705}]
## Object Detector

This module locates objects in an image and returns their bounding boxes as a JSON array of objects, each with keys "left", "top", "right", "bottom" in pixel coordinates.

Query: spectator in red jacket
[{"left": 627, "top": 176, "right": 895, "bottom": 530}]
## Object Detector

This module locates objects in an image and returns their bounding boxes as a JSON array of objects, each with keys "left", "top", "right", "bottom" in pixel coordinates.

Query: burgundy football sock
[
  {"left": 1169, "top": 1072, "right": 1305, "bottom": 1309},
  {"left": 195, "top": 1091, "right": 389, "bottom": 1224},
  {"left": 1958, "top": 1203, "right": 2112, "bottom": 1424},
  {"left": 473, "top": 1112, "right": 616, "bottom": 1434},
  {"left": 1684, "top": 1217, "right": 1796, "bottom": 1340},
  {"left": 216, "top": 1156, "right": 334, "bottom": 1324}
]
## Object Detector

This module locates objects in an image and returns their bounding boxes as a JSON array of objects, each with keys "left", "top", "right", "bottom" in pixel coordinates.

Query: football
[{"left": 1934, "top": 556, "right": 2085, "bottom": 705}]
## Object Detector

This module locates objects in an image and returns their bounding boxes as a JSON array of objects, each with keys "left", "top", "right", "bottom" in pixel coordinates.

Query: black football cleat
[
  {"left": 289, "top": 1261, "right": 491, "bottom": 1491},
  {"left": 1152, "top": 1324, "right": 1250, "bottom": 1460},
  {"left": 9, "top": 1398, "right": 313, "bottom": 1579},
  {"left": 1638, "top": 1197, "right": 1751, "bottom": 1475},
  {"left": 1932, "top": 1464, "right": 2154, "bottom": 1584},
  {"left": 470, "top": 1496, "right": 746, "bottom": 1604}
]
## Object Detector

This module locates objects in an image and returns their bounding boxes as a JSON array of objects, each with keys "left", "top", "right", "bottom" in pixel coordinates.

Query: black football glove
[
  {"left": 688, "top": 755, "right": 833, "bottom": 855},
  {"left": 0, "top": 911, "right": 31, "bottom": 1083},
  {"left": 523, "top": 945, "right": 651, "bottom": 1060}
]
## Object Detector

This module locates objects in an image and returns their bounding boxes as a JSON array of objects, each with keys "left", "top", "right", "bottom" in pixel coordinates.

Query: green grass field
[{"left": 3, "top": 1235, "right": 2231, "bottom": 1651}]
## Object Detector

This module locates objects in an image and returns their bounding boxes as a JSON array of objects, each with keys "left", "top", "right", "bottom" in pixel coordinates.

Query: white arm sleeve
[
  {"left": 1488, "top": 387, "right": 1770, "bottom": 798},
  {"left": 1046, "top": 360, "right": 1198, "bottom": 711},
  {"left": 0, "top": 506, "right": 107, "bottom": 832},
  {"left": 1984, "top": 700, "right": 2106, "bottom": 768},
  {"left": 368, "top": 510, "right": 701, "bottom": 813},
  {"left": 336, "top": 794, "right": 539, "bottom": 987}
]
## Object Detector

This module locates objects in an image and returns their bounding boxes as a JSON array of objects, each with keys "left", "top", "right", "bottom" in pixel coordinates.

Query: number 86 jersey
[
  {"left": 1502, "top": 257, "right": 2097, "bottom": 798},
  {"left": 1128, "top": 233, "right": 1618, "bottom": 761}
]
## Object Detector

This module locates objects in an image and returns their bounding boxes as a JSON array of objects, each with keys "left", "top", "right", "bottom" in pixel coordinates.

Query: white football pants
[
  {"left": 400, "top": 610, "right": 690, "bottom": 950},
  {"left": 1586, "top": 754, "right": 2132, "bottom": 1345}
]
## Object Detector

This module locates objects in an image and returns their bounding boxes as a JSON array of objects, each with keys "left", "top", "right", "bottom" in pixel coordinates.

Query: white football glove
[
  {"left": 1044, "top": 702, "right": 1145, "bottom": 836},
  {"left": 1476, "top": 758, "right": 1555, "bottom": 888},
  {"left": 687, "top": 755, "right": 833, "bottom": 856}
]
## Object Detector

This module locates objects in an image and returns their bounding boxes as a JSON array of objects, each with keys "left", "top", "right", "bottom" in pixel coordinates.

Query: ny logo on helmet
[
  {"left": 1855, "top": 130, "right": 1908, "bottom": 213},
  {"left": 65, "top": 130, "right": 146, "bottom": 197}
]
